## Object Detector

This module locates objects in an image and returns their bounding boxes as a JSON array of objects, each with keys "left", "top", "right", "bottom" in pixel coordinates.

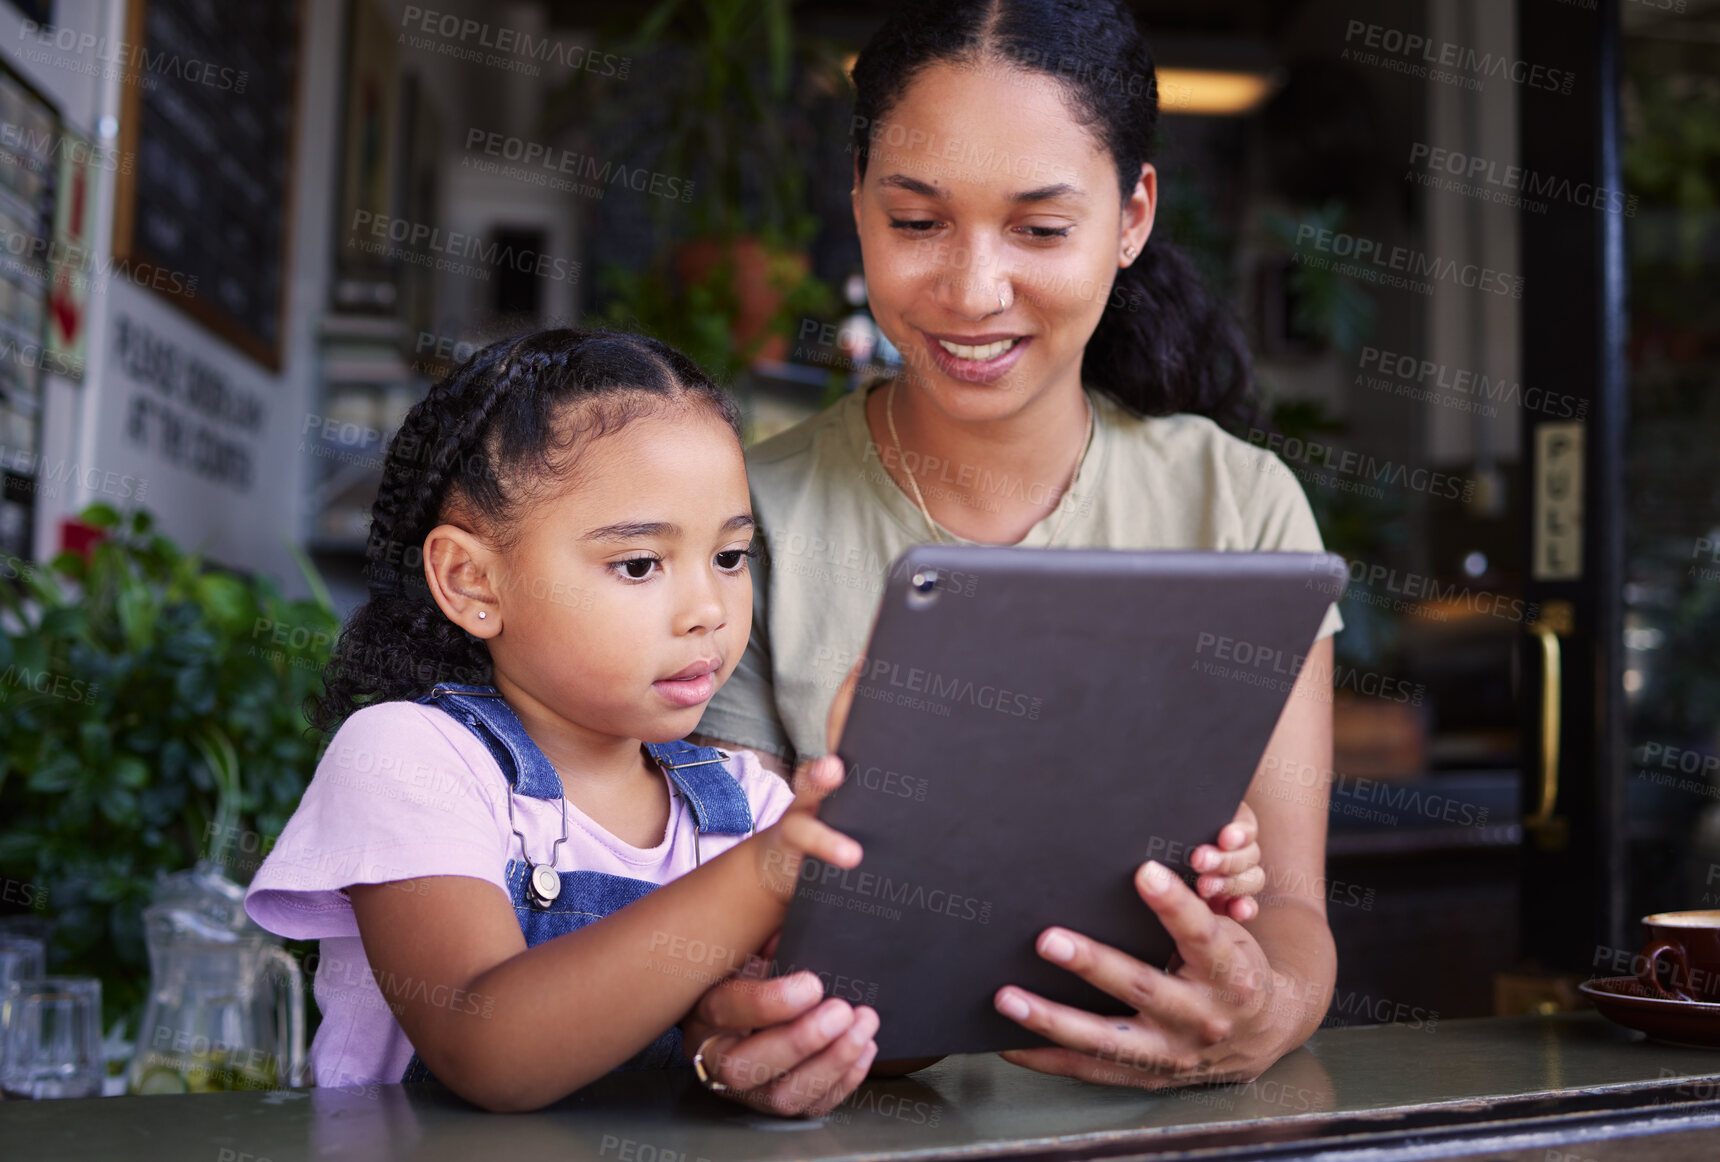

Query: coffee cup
[{"left": 1636, "top": 911, "right": 1720, "bottom": 1003}]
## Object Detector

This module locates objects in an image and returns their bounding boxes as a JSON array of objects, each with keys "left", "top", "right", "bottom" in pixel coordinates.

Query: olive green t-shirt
[{"left": 695, "top": 384, "right": 1343, "bottom": 765}]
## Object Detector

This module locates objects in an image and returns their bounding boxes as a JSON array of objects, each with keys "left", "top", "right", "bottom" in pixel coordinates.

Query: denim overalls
[{"left": 398, "top": 683, "right": 756, "bottom": 1084}]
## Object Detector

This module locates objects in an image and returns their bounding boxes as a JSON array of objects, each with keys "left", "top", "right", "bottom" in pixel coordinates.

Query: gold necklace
[{"left": 884, "top": 381, "right": 1094, "bottom": 546}]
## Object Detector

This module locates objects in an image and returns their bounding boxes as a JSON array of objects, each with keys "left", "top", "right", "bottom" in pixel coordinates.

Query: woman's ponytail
[{"left": 1085, "top": 238, "right": 1263, "bottom": 436}]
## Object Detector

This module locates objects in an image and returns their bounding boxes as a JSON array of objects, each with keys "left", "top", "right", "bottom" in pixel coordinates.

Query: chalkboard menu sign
[
  {"left": 0, "top": 60, "right": 56, "bottom": 561},
  {"left": 112, "top": 0, "right": 302, "bottom": 370}
]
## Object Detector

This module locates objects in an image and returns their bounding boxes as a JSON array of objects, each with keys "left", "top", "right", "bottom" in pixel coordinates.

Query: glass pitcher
[{"left": 125, "top": 863, "right": 304, "bottom": 1094}]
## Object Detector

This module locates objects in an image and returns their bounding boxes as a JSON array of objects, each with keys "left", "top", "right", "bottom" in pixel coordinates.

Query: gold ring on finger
[{"left": 693, "top": 1034, "right": 730, "bottom": 1093}]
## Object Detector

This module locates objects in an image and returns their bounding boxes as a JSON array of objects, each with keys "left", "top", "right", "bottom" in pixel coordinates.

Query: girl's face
[
  {"left": 480, "top": 403, "right": 755, "bottom": 745},
  {"left": 854, "top": 60, "right": 1154, "bottom": 419}
]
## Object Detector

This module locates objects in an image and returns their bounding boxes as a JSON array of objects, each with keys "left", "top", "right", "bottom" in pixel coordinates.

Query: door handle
[{"left": 1525, "top": 601, "right": 1573, "bottom": 849}]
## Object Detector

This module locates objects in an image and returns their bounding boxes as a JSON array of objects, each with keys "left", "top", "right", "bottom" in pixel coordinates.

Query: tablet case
[{"left": 773, "top": 546, "right": 1348, "bottom": 1058}]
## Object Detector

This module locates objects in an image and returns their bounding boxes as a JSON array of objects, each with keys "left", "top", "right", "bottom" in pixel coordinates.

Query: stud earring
[{"left": 477, "top": 611, "right": 487, "bottom": 620}]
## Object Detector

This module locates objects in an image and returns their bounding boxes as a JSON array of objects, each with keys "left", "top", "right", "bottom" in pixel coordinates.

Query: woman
[{"left": 683, "top": 0, "right": 1344, "bottom": 1112}]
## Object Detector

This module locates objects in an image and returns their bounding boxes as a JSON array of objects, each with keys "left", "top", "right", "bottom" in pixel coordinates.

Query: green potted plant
[
  {"left": 546, "top": 0, "right": 840, "bottom": 369},
  {"left": 589, "top": 250, "right": 835, "bottom": 389},
  {"left": 0, "top": 505, "right": 337, "bottom": 1035}
]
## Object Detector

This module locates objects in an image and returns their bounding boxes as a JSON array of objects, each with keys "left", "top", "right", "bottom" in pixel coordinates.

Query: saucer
[{"left": 1580, "top": 975, "right": 1720, "bottom": 1048}]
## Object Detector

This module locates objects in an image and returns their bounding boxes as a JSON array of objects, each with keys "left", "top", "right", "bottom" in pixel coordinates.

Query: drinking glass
[
  {"left": 0, "top": 934, "right": 47, "bottom": 1094},
  {"left": 0, "top": 914, "right": 51, "bottom": 942},
  {"left": 0, "top": 935, "right": 45, "bottom": 993},
  {"left": 1, "top": 976, "right": 103, "bottom": 1099}
]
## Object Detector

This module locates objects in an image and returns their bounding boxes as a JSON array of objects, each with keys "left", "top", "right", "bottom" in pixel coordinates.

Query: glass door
[
  {"left": 1169, "top": 0, "right": 1549, "bottom": 1022},
  {"left": 1619, "top": 1, "right": 1720, "bottom": 944}
]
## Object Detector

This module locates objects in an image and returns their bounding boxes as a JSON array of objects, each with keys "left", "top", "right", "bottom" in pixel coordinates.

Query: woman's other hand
[
  {"left": 992, "top": 637, "right": 1339, "bottom": 1089},
  {"left": 992, "top": 860, "right": 1298, "bottom": 1087}
]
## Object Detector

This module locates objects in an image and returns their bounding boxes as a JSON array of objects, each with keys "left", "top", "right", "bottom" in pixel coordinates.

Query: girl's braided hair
[{"left": 309, "top": 328, "right": 740, "bottom": 732}]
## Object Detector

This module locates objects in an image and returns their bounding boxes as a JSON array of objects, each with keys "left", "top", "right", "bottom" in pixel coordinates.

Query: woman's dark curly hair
[
  {"left": 851, "top": 0, "right": 1261, "bottom": 434},
  {"left": 309, "top": 328, "right": 740, "bottom": 732}
]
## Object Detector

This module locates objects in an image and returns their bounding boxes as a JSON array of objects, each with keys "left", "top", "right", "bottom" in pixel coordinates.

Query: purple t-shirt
[{"left": 243, "top": 700, "right": 796, "bottom": 1089}]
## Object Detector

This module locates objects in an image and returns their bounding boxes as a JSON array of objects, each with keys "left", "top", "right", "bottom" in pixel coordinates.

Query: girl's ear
[
  {"left": 1121, "top": 162, "right": 1158, "bottom": 266},
  {"left": 423, "top": 524, "right": 502, "bottom": 638}
]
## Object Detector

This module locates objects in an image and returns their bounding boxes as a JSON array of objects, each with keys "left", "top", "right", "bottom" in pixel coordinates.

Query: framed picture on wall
[
  {"left": 332, "top": 0, "right": 402, "bottom": 313},
  {"left": 111, "top": 0, "right": 304, "bottom": 371},
  {"left": 0, "top": 59, "right": 57, "bottom": 561},
  {"left": 395, "top": 73, "right": 441, "bottom": 336}
]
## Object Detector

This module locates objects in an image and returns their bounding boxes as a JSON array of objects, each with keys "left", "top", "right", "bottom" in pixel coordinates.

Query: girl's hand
[
  {"left": 753, "top": 656, "right": 866, "bottom": 901},
  {"left": 992, "top": 860, "right": 1300, "bottom": 1088},
  {"left": 753, "top": 754, "right": 861, "bottom": 902},
  {"left": 1190, "top": 801, "right": 1263, "bottom": 922},
  {"left": 680, "top": 663, "right": 881, "bottom": 1117},
  {"left": 681, "top": 943, "right": 879, "bottom": 1118}
]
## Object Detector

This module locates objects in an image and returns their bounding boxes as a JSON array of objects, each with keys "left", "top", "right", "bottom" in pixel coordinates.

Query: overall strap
[
  {"left": 396, "top": 698, "right": 741, "bottom": 1086},
  {"left": 419, "top": 685, "right": 755, "bottom": 834},
  {"left": 416, "top": 684, "right": 564, "bottom": 800},
  {"left": 644, "top": 740, "right": 755, "bottom": 836}
]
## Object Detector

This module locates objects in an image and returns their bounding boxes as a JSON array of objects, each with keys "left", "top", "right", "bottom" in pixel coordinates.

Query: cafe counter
[{"left": 6, "top": 1013, "right": 1720, "bottom": 1161}]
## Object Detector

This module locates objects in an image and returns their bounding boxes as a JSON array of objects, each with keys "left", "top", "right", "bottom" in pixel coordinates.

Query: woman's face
[{"left": 854, "top": 59, "right": 1155, "bottom": 419}]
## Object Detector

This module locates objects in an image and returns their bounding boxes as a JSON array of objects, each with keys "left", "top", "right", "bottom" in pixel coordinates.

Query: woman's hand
[
  {"left": 992, "top": 638, "right": 1341, "bottom": 1089},
  {"left": 681, "top": 941, "right": 879, "bottom": 1117},
  {"left": 1191, "top": 801, "right": 1263, "bottom": 922},
  {"left": 992, "top": 860, "right": 1306, "bottom": 1088}
]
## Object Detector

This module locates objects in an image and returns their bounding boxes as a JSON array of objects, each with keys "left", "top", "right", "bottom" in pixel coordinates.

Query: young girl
[{"left": 244, "top": 329, "right": 877, "bottom": 1114}]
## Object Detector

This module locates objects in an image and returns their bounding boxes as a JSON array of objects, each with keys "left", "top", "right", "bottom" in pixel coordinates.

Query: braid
[
  {"left": 367, "top": 351, "right": 522, "bottom": 596},
  {"left": 308, "top": 328, "right": 734, "bottom": 733},
  {"left": 310, "top": 346, "right": 515, "bottom": 730}
]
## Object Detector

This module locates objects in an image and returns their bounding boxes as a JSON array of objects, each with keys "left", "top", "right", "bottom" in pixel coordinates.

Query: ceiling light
[{"left": 1157, "top": 68, "right": 1276, "bottom": 116}]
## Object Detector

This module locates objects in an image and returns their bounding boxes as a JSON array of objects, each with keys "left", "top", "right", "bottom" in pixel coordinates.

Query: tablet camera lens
[{"left": 908, "top": 568, "right": 942, "bottom": 609}]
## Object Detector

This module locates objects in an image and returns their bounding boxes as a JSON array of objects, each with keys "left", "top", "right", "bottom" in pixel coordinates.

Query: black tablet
[{"left": 772, "top": 545, "right": 1347, "bottom": 1059}]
